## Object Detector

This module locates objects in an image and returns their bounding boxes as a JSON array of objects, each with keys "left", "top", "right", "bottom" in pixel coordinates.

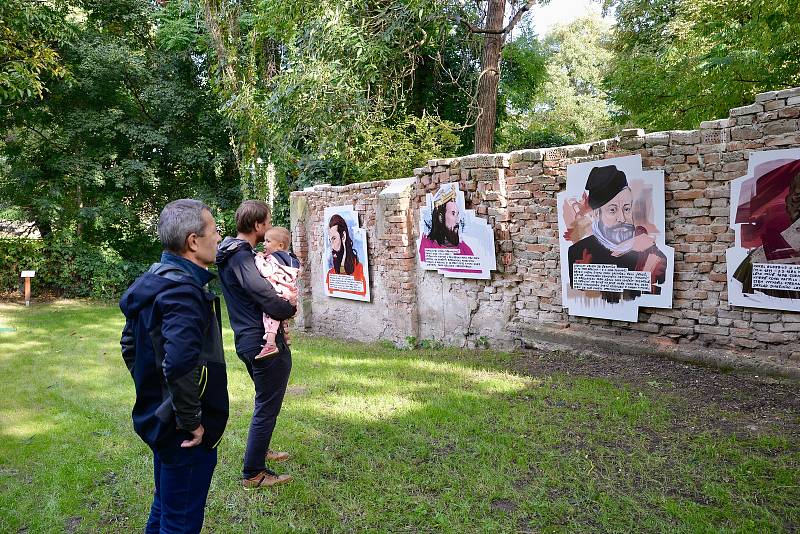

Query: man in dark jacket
[
  {"left": 120, "top": 199, "right": 228, "bottom": 533},
  {"left": 216, "top": 200, "right": 297, "bottom": 489}
]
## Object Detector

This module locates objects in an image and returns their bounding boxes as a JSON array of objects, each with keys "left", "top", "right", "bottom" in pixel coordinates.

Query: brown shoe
[
  {"left": 266, "top": 449, "right": 290, "bottom": 462},
  {"left": 242, "top": 469, "right": 292, "bottom": 490}
]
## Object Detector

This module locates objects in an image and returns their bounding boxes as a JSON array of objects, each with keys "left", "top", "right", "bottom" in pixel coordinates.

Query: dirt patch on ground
[
  {"left": 510, "top": 348, "right": 800, "bottom": 436},
  {"left": 64, "top": 516, "right": 82, "bottom": 533},
  {"left": 490, "top": 499, "right": 518, "bottom": 512},
  {"left": 0, "top": 290, "right": 63, "bottom": 303}
]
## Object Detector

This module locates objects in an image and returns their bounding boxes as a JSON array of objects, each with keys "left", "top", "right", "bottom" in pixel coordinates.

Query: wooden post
[{"left": 20, "top": 271, "right": 35, "bottom": 306}]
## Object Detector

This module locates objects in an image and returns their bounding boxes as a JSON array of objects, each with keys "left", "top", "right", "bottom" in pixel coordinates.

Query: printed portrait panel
[
  {"left": 726, "top": 148, "right": 800, "bottom": 311},
  {"left": 418, "top": 183, "right": 496, "bottom": 280},
  {"left": 558, "top": 155, "right": 675, "bottom": 322},
  {"left": 322, "top": 205, "right": 371, "bottom": 302}
]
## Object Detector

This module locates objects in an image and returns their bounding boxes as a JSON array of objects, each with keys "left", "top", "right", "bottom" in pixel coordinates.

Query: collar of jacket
[{"left": 160, "top": 252, "right": 216, "bottom": 288}]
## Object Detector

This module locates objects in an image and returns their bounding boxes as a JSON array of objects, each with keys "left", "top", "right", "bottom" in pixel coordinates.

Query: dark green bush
[
  {"left": 0, "top": 238, "right": 46, "bottom": 292},
  {"left": 0, "top": 234, "right": 148, "bottom": 299}
]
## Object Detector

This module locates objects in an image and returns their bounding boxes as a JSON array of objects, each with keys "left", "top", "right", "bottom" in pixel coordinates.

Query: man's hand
[
  {"left": 612, "top": 233, "right": 655, "bottom": 256},
  {"left": 631, "top": 233, "right": 655, "bottom": 252},
  {"left": 285, "top": 287, "right": 298, "bottom": 307},
  {"left": 181, "top": 424, "right": 204, "bottom": 448}
]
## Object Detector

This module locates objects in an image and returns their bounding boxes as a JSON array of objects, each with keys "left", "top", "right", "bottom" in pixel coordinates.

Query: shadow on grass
[{"left": 0, "top": 303, "right": 797, "bottom": 533}]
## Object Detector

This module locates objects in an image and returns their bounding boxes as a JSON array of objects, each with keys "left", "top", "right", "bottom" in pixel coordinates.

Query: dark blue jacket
[
  {"left": 215, "top": 237, "right": 297, "bottom": 355},
  {"left": 119, "top": 258, "right": 229, "bottom": 450}
]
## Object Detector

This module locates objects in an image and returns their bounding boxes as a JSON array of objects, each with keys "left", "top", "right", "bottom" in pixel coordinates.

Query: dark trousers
[
  {"left": 238, "top": 341, "right": 292, "bottom": 479},
  {"left": 145, "top": 440, "right": 217, "bottom": 534}
]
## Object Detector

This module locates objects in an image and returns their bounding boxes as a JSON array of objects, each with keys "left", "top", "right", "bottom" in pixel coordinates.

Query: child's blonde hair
[{"left": 266, "top": 226, "right": 291, "bottom": 251}]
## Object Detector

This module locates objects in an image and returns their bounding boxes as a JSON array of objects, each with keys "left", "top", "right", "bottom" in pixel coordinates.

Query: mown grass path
[{"left": 0, "top": 301, "right": 798, "bottom": 532}]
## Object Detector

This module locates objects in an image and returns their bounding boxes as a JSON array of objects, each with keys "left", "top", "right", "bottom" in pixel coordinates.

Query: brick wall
[{"left": 290, "top": 88, "right": 800, "bottom": 357}]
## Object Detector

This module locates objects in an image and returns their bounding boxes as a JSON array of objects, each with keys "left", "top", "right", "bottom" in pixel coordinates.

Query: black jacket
[
  {"left": 216, "top": 237, "right": 297, "bottom": 355},
  {"left": 120, "top": 263, "right": 229, "bottom": 450}
]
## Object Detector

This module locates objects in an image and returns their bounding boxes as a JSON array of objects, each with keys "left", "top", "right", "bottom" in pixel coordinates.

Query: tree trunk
[
  {"left": 201, "top": 0, "right": 240, "bottom": 95},
  {"left": 473, "top": 0, "right": 506, "bottom": 154},
  {"left": 76, "top": 183, "right": 83, "bottom": 236}
]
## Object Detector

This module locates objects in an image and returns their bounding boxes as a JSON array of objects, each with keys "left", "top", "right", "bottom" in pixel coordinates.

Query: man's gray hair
[{"left": 158, "top": 199, "right": 211, "bottom": 254}]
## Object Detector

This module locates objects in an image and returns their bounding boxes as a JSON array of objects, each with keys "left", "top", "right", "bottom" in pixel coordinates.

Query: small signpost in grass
[{"left": 20, "top": 270, "right": 35, "bottom": 306}]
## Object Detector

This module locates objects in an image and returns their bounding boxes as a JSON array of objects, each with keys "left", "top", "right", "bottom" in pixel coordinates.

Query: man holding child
[{"left": 216, "top": 200, "right": 299, "bottom": 489}]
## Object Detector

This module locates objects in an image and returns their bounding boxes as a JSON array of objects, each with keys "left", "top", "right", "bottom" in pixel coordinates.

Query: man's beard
[
  {"left": 332, "top": 249, "right": 343, "bottom": 273},
  {"left": 442, "top": 225, "right": 460, "bottom": 247},
  {"left": 597, "top": 221, "right": 635, "bottom": 245}
]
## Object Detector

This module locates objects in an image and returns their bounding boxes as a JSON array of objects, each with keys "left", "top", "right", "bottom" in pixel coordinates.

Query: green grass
[{"left": 0, "top": 301, "right": 798, "bottom": 533}]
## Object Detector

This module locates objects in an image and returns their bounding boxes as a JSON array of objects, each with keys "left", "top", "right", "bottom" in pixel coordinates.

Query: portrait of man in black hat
[{"left": 566, "top": 164, "right": 668, "bottom": 303}]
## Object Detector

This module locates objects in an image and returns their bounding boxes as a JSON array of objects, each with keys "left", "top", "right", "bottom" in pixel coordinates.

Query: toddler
[{"left": 254, "top": 227, "right": 300, "bottom": 359}]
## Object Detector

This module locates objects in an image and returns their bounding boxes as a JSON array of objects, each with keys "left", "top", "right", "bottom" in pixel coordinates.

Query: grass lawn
[{"left": 0, "top": 300, "right": 798, "bottom": 533}]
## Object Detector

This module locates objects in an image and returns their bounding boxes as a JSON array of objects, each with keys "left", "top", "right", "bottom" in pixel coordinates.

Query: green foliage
[
  {"left": 42, "top": 231, "right": 148, "bottom": 299},
  {"left": 202, "top": 0, "right": 480, "bottom": 214},
  {"left": 348, "top": 114, "right": 461, "bottom": 183},
  {"left": 254, "top": 1, "right": 466, "bottom": 158},
  {"left": 496, "top": 120, "right": 578, "bottom": 152},
  {"left": 0, "top": 234, "right": 147, "bottom": 299},
  {"left": 499, "top": 31, "right": 548, "bottom": 113},
  {"left": 0, "top": 0, "right": 74, "bottom": 104},
  {"left": 0, "top": 0, "right": 240, "bottom": 267},
  {"left": 496, "top": 17, "right": 616, "bottom": 152},
  {"left": 605, "top": 0, "right": 800, "bottom": 130},
  {"left": 0, "top": 238, "right": 45, "bottom": 291},
  {"left": 535, "top": 16, "right": 618, "bottom": 141}
]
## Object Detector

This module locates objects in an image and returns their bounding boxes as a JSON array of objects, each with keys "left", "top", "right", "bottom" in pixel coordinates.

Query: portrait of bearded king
[
  {"left": 566, "top": 164, "right": 668, "bottom": 303},
  {"left": 419, "top": 188, "right": 474, "bottom": 258}
]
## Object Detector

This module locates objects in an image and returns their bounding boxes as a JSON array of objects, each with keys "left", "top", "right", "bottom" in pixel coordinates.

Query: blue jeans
[
  {"left": 145, "top": 438, "right": 217, "bottom": 534},
  {"left": 238, "top": 342, "right": 292, "bottom": 479}
]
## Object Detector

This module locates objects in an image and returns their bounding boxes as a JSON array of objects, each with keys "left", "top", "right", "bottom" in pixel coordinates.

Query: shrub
[
  {"left": 0, "top": 238, "right": 46, "bottom": 292},
  {"left": 0, "top": 233, "right": 148, "bottom": 299}
]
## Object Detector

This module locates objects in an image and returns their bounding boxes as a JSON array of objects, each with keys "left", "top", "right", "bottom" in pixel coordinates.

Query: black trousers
[{"left": 237, "top": 340, "right": 292, "bottom": 479}]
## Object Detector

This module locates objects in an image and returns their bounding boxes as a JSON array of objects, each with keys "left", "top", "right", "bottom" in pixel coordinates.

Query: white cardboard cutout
[
  {"left": 726, "top": 148, "right": 800, "bottom": 311},
  {"left": 417, "top": 183, "right": 496, "bottom": 279},
  {"left": 322, "top": 205, "right": 371, "bottom": 302},
  {"left": 558, "top": 155, "right": 675, "bottom": 322}
]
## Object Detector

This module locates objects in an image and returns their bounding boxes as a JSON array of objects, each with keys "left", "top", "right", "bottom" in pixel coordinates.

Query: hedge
[{"left": 1, "top": 234, "right": 148, "bottom": 299}]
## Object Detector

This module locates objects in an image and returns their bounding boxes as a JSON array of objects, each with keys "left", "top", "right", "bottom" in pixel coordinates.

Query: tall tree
[
  {"left": 0, "top": 0, "right": 74, "bottom": 105},
  {"left": 459, "top": 0, "right": 539, "bottom": 153},
  {"left": 496, "top": 17, "right": 616, "bottom": 152},
  {"left": 0, "top": 0, "right": 239, "bottom": 255},
  {"left": 197, "top": 0, "right": 468, "bottom": 190},
  {"left": 538, "top": 16, "right": 617, "bottom": 141}
]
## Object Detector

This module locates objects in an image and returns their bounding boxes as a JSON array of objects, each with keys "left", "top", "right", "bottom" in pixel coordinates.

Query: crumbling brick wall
[{"left": 291, "top": 88, "right": 800, "bottom": 357}]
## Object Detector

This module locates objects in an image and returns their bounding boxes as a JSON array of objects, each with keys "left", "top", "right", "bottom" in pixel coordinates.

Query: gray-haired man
[{"left": 120, "top": 199, "right": 229, "bottom": 533}]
